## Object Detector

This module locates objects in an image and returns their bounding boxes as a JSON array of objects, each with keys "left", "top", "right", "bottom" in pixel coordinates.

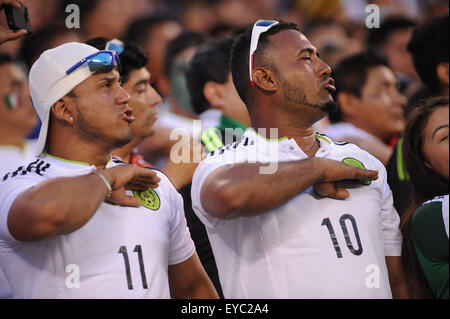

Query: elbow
[
  {"left": 201, "top": 180, "right": 247, "bottom": 219},
  {"left": 9, "top": 198, "right": 67, "bottom": 242}
]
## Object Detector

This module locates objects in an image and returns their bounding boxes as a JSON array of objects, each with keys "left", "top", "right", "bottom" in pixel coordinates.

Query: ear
[
  {"left": 337, "top": 92, "right": 360, "bottom": 119},
  {"left": 252, "top": 67, "right": 277, "bottom": 92},
  {"left": 436, "top": 62, "right": 449, "bottom": 87},
  {"left": 51, "top": 96, "right": 75, "bottom": 125},
  {"left": 203, "top": 81, "right": 225, "bottom": 110}
]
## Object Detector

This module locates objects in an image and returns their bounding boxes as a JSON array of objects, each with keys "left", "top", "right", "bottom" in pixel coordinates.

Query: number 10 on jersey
[{"left": 321, "top": 214, "right": 363, "bottom": 258}]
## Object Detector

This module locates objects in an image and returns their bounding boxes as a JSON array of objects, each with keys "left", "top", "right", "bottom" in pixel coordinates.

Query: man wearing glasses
[
  {"left": 191, "top": 20, "right": 409, "bottom": 298},
  {"left": 0, "top": 42, "right": 218, "bottom": 298}
]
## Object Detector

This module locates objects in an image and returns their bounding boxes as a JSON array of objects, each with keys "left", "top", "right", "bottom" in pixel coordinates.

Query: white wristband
[{"left": 93, "top": 170, "right": 112, "bottom": 200}]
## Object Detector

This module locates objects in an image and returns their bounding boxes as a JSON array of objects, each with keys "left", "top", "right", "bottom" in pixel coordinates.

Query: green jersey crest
[{"left": 133, "top": 188, "right": 161, "bottom": 211}]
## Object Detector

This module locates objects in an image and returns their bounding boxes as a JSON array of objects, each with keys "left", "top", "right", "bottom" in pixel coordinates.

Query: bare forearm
[
  {"left": 169, "top": 254, "right": 219, "bottom": 299},
  {"left": 9, "top": 172, "right": 110, "bottom": 241},
  {"left": 202, "top": 158, "right": 324, "bottom": 218}
]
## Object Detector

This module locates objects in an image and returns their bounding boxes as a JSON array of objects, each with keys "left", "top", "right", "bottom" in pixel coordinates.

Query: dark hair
[
  {"left": 85, "top": 37, "right": 148, "bottom": 83},
  {"left": 0, "top": 52, "right": 13, "bottom": 66},
  {"left": 368, "top": 16, "right": 417, "bottom": 48},
  {"left": 164, "top": 31, "right": 207, "bottom": 77},
  {"left": 123, "top": 14, "right": 179, "bottom": 48},
  {"left": 186, "top": 36, "right": 235, "bottom": 114},
  {"left": 400, "top": 96, "right": 449, "bottom": 298},
  {"left": 329, "top": 49, "right": 390, "bottom": 123},
  {"left": 407, "top": 15, "right": 449, "bottom": 93},
  {"left": 230, "top": 21, "right": 300, "bottom": 106}
]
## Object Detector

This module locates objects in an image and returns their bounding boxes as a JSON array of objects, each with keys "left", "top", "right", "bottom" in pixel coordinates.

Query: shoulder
[
  {"left": 411, "top": 195, "right": 449, "bottom": 238},
  {"left": 151, "top": 168, "right": 178, "bottom": 192},
  {"left": 1, "top": 157, "right": 52, "bottom": 184},
  {"left": 333, "top": 140, "right": 386, "bottom": 171}
]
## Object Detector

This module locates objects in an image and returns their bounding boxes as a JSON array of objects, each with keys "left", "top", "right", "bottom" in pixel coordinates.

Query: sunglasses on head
[
  {"left": 249, "top": 19, "right": 279, "bottom": 86},
  {"left": 105, "top": 39, "right": 124, "bottom": 55},
  {"left": 66, "top": 50, "right": 121, "bottom": 76}
]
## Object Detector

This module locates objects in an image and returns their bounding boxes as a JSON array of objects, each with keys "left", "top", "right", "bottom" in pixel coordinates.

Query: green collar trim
[
  {"left": 250, "top": 128, "right": 287, "bottom": 142},
  {"left": 315, "top": 134, "right": 332, "bottom": 145},
  {"left": 44, "top": 153, "right": 113, "bottom": 167}
]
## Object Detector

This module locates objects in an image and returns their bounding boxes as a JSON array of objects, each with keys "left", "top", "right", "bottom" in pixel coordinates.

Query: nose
[
  {"left": 317, "top": 58, "right": 332, "bottom": 78},
  {"left": 149, "top": 85, "right": 162, "bottom": 107},
  {"left": 117, "top": 85, "right": 131, "bottom": 105},
  {"left": 393, "top": 89, "right": 407, "bottom": 109}
]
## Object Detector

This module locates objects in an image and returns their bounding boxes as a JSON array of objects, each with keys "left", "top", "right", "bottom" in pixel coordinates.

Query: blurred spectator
[
  {"left": 327, "top": 49, "right": 407, "bottom": 165},
  {"left": 0, "top": 0, "right": 28, "bottom": 54},
  {"left": 124, "top": 14, "right": 183, "bottom": 97},
  {"left": 179, "top": 0, "right": 217, "bottom": 33},
  {"left": 62, "top": 0, "right": 150, "bottom": 40},
  {"left": 386, "top": 15, "right": 449, "bottom": 216},
  {"left": 0, "top": 53, "right": 38, "bottom": 176},
  {"left": 0, "top": 52, "right": 38, "bottom": 298},
  {"left": 163, "top": 31, "right": 207, "bottom": 118},
  {"left": 407, "top": 15, "right": 449, "bottom": 108},
  {"left": 306, "top": 21, "right": 363, "bottom": 68},
  {"left": 186, "top": 36, "right": 250, "bottom": 144},
  {"left": 138, "top": 31, "right": 207, "bottom": 171},
  {"left": 26, "top": 0, "right": 60, "bottom": 31},
  {"left": 400, "top": 96, "right": 449, "bottom": 298},
  {"left": 368, "top": 17, "right": 418, "bottom": 94},
  {"left": 18, "top": 22, "right": 83, "bottom": 70}
]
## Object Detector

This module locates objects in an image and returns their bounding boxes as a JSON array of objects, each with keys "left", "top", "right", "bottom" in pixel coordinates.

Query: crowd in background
[{"left": 0, "top": 0, "right": 448, "bottom": 299}]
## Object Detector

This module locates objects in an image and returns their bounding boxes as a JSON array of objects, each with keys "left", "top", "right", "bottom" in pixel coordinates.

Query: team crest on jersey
[
  {"left": 342, "top": 157, "right": 371, "bottom": 185},
  {"left": 133, "top": 188, "right": 160, "bottom": 211}
]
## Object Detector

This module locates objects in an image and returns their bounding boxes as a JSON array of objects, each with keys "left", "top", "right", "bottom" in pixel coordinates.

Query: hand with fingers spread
[
  {"left": 0, "top": 0, "right": 28, "bottom": 45},
  {"left": 313, "top": 158, "right": 379, "bottom": 199},
  {"left": 99, "top": 165, "right": 161, "bottom": 207}
]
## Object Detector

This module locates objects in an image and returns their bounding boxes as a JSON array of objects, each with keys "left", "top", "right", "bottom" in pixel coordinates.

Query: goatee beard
[{"left": 319, "top": 101, "right": 338, "bottom": 113}]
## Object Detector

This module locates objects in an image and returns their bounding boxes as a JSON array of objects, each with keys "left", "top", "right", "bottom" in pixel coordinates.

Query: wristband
[{"left": 93, "top": 170, "right": 112, "bottom": 200}]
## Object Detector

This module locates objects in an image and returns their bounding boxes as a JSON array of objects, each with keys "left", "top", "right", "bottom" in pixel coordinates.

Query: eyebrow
[
  {"left": 99, "top": 76, "right": 116, "bottom": 82},
  {"left": 134, "top": 78, "right": 149, "bottom": 88},
  {"left": 97, "top": 76, "right": 116, "bottom": 85},
  {"left": 432, "top": 124, "right": 449, "bottom": 140},
  {"left": 297, "top": 48, "right": 319, "bottom": 57}
]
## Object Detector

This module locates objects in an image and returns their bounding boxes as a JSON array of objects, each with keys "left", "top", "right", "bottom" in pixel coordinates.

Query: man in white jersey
[
  {"left": 0, "top": 53, "right": 38, "bottom": 298},
  {"left": 0, "top": 42, "right": 218, "bottom": 299},
  {"left": 191, "top": 20, "right": 409, "bottom": 298}
]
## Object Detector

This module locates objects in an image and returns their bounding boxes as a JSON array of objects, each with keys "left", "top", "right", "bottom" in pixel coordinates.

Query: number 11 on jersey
[{"left": 118, "top": 245, "right": 148, "bottom": 290}]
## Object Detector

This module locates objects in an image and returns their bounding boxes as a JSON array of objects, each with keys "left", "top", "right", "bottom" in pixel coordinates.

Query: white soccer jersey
[
  {"left": 326, "top": 122, "right": 381, "bottom": 144},
  {"left": 191, "top": 129, "right": 402, "bottom": 299},
  {"left": 0, "top": 154, "right": 195, "bottom": 298},
  {"left": 0, "top": 141, "right": 38, "bottom": 299}
]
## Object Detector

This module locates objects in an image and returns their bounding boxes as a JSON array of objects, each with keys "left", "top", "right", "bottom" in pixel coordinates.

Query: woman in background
[{"left": 401, "top": 96, "right": 449, "bottom": 299}]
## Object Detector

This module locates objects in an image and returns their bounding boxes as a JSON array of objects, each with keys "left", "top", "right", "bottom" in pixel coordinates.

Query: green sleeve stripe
[
  {"left": 396, "top": 138, "right": 409, "bottom": 181},
  {"left": 201, "top": 128, "right": 224, "bottom": 152}
]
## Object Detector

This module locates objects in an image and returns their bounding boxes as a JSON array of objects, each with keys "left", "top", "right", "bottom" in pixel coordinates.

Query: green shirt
[
  {"left": 410, "top": 195, "right": 449, "bottom": 299},
  {"left": 200, "top": 113, "right": 248, "bottom": 152}
]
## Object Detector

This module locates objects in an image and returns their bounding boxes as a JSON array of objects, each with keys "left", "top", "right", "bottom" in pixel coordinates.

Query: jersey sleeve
[
  {"left": 410, "top": 198, "right": 449, "bottom": 299},
  {"left": 191, "top": 146, "right": 248, "bottom": 230},
  {"left": 0, "top": 175, "right": 43, "bottom": 244},
  {"left": 379, "top": 164, "right": 403, "bottom": 256},
  {"left": 165, "top": 174, "right": 196, "bottom": 266}
]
